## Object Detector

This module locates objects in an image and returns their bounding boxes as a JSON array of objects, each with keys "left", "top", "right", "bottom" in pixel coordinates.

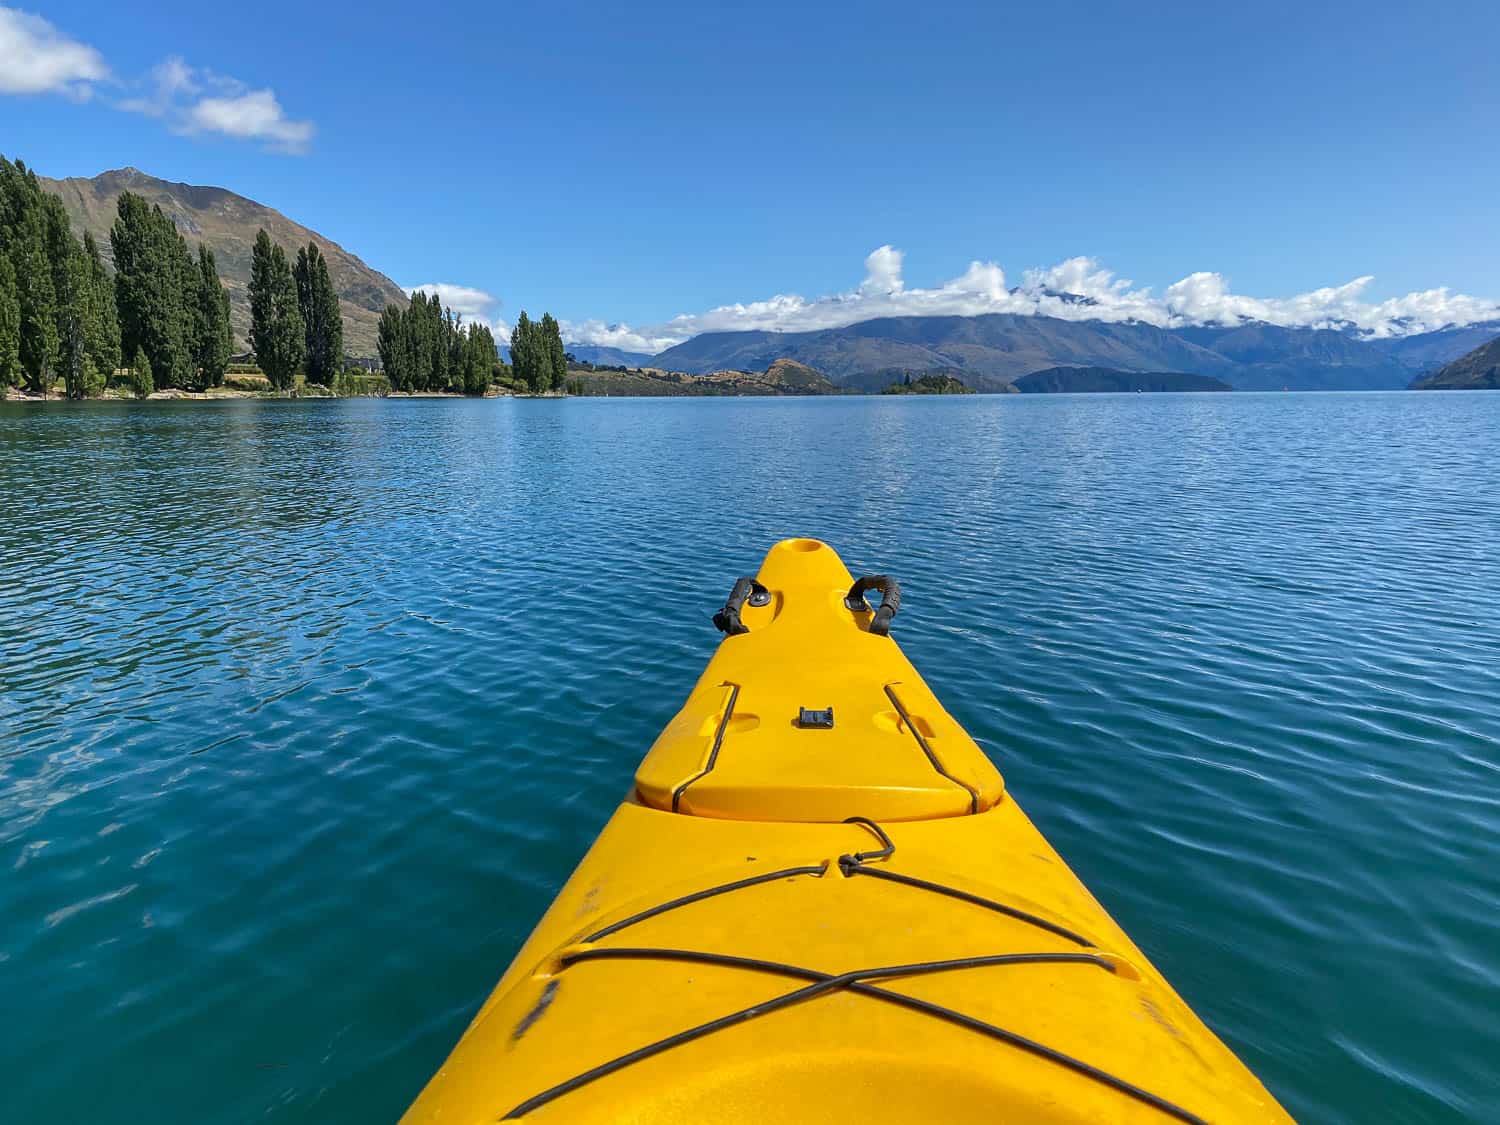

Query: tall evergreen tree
[
  {"left": 82, "top": 232, "right": 120, "bottom": 378},
  {"left": 111, "top": 191, "right": 194, "bottom": 388},
  {"left": 13, "top": 182, "right": 58, "bottom": 393},
  {"left": 0, "top": 253, "right": 20, "bottom": 390},
  {"left": 459, "top": 322, "right": 497, "bottom": 395},
  {"left": 56, "top": 241, "right": 92, "bottom": 399},
  {"left": 540, "top": 313, "right": 566, "bottom": 391},
  {"left": 44, "top": 193, "right": 88, "bottom": 396},
  {"left": 511, "top": 310, "right": 541, "bottom": 391},
  {"left": 249, "top": 230, "right": 305, "bottom": 391},
  {"left": 0, "top": 157, "right": 127, "bottom": 397},
  {"left": 1, "top": 156, "right": 120, "bottom": 396},
  {"left": 428, "top": 293, "right": 449, "bottom": 392},
  {"left": 377, "top": 302, "right": 405, "bottom": 390},
  {"left": 294, "top": 242, "right": 343, "bottom": 385},
  {"left": 445, "top": 307, "right": 463, "bottom": 392},
  {"left": 192, "top": 245, "right": 231, "bottom": 390},
  {"left": 127, "top": 345, "right": 154, "bottom": 399}
]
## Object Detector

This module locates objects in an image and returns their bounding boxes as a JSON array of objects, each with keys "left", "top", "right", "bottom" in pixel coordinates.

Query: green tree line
[
  {"left": 247, "top": 229, "right": 359, "bottom": 393},
  {"left": 376, "top": 291, "right": 502, "bottom": 394},
  {"left": 508, "top": 311, "right": 567, "bottom": 392},
  {"left": 1, "top": 155, "right": 123, "bottom": 397},
  {"left": 1, "top": 153, "right": 232, "bottom": 399},
  {"left": 4, "top": 153, "right": 569, "bottom": 402}
]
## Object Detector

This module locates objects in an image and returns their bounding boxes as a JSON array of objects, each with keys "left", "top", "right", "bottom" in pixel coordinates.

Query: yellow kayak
[{"left": 403, "top": 539, "right": 1295, "bottom": 1124}]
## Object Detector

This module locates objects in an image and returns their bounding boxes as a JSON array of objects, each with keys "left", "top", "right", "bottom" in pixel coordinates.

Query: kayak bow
[{"left": 402, "top": 538, "right": 1295, "bottom": 1124}]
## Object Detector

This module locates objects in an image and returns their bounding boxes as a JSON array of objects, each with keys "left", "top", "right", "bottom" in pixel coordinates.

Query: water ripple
[{"left": 3, "top": 393, "right": 1499, "bottom": 1123}]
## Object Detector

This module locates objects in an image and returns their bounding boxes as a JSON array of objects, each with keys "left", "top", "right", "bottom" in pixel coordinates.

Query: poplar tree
[
  {"left": 0, "top": 254, "right": 19, "bottom": 390},
  {"left": 128, "top": 345, "right": 154, "bottom": 399},
  {"left": 82, "top": 232, "right": 120, "bottom": 378},
  {"left": 192, "top": 244, "right": 231, "bottom": 390},
  {"left": 294, "top": 241, "right": 343, "bottom": 385},
  {"left": 459, "top": 322, "right": 497, "bottom": 394},
  {"left": 249, "top": 229, "right": 304, "bottom": 391},
  {"left": 111, "top": 191, "right": 194, "bottom": 388},
  {"left": 510, "top": 310, "right": 539, "bottom": 391},
  {"left": 14, "top": 188, "right": 58, "bottom": 393},
  {"left": 1, "top": 156, "right": 123, "bottom": 396},
  {"left": 540, "top": 313, "right": 566, "bottom": 391},
  {"left": 377, "top": 303, "right": 405, "bottom": 390},
  {"left": 57, "top": 242, "right": 93, "bottom": 399}
]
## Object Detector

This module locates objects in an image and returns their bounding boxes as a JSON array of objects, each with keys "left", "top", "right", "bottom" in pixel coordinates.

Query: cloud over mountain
[{"left": 562, "top": 246, "right": 1500, "bottom": 354}]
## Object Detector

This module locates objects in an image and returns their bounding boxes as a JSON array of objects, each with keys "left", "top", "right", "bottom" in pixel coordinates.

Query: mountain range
[
  {"left": 564, "top": 344, "right": 658, "bottom": 367},
  {"left": 645, "top": 315, "right": 1500, "bottom": 392},
  {"left": 41, "top": 168, "right": 408, "bottom": 356},
  {"left": 37, "top": 165, "right": 1499, "bottom": 386}
]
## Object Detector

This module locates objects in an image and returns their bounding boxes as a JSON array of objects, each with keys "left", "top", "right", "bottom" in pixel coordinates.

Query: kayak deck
[{"left": 402, "top": 539, "right": 1294, "bottom": 1123}]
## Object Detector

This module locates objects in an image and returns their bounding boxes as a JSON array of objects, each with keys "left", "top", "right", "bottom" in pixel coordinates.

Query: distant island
[
  {"left": 567, "top": 357, "right": 838, "bottom": 396},
  {"left": 1409, "top": 335, "right": 1500, "bottom": 390},
  {"left": 882, "top": 373, "right": 975, "bottom": 395},
  {"left": 1010, "top": 367, "right": 1232, "bottom": 393}
]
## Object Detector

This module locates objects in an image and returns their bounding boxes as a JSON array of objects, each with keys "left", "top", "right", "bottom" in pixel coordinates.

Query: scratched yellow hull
[{"left": 402, "top": 539, "right": 1295, "bottom": 1124}]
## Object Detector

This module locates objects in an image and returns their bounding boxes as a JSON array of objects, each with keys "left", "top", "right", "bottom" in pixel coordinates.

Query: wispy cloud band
[
  {"left": 0, "top": 9, "right": 314, "bottom": 153},
  {"left": 557, "top": 247, "right": 1500, "bottom": 354}
]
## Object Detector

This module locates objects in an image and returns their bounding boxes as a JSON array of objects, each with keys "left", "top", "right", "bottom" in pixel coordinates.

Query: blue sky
[{"left": 3, "top": 0, "right": 1497, "bottom": 349}]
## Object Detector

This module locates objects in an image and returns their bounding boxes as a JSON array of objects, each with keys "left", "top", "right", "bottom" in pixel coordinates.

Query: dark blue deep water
[{"left": 3, "top": 393, "right": 1498, "bottom": 1123}]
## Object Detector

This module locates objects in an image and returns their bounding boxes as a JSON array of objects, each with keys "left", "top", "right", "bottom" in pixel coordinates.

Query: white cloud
[
  {"left": 558, "top": 319, "right": 679, "bottom": 355},
  {"left": 0, "top": 7, "right": 107, "bottom": 98},
  {"left": 406, "top": 283, "right": 511, "bottom": 343},
  {"left": 0, "top": 9, "right": 317, "bottom": 155},
  {"left": 110, "top": 54, "right": 313, "bottom": 153},
  {"left": 180, "top": 89, "right": 313, "bottom": 153},
  {"left": 560, "top": 249, "right": 1500, "bottom": 353},
  {"left": 116, "top": 55, "right": 205, "bottom": 116},
  {"left": 859, "top": 244, "right": 905, "bottom": 295}
]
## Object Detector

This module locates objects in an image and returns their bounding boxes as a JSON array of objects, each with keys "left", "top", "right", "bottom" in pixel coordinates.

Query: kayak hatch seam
[
  {"left": 883, "top": 684, "right": 980, "bottom": 813},
  {"left": 501, "top": 949, "right": 1208, "bottom": 1125},
  {"left": 670, "top": 682, "right": 740, "bottom": 812}
]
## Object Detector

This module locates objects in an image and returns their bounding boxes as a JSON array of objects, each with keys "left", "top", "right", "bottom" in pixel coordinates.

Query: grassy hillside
[
  {"left": 41, "top": 167, "right": 408, "bottom": 356},
  {"left": 1410, "top": 335, "right": 1500, "bottom": 389}
]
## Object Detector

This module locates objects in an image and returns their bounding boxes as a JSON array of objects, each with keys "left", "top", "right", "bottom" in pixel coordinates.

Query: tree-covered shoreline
[{"left": 3, "top": 150, "right": 582, "bottom": 403}]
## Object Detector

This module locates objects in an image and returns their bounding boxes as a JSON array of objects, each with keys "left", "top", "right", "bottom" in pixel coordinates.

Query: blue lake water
[{"left": 2, "top": 392, "right": 1498, "bottom": 1123}]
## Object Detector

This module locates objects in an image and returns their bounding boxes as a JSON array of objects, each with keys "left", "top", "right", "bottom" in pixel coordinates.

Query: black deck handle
[
  {"left": 712, "top": 577, "right": 770, "bottom": 636},
  {"left": 844, "top": 574, "right": 901, "bottom": 637}
]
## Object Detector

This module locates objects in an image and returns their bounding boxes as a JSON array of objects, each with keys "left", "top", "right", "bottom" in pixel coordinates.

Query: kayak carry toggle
[
  {"left": 845, "top": 574, "right": 902, "bottom": 636},
  {"left": 712, "top": 576, "right": 770, "bottom": 635}
]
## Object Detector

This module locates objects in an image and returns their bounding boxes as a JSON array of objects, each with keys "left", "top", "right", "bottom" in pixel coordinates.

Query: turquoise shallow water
[{"left": 3, "top": 393, "right": 1498, "bottom": 1123}]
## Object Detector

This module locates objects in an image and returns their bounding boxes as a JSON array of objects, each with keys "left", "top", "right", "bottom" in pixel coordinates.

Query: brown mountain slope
[
  {"left": 41, "top": 167, "right": 408, "bottom": 356},
  {"left": 1410, "top": 334, "right": 1500, "bottom": 389}
]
